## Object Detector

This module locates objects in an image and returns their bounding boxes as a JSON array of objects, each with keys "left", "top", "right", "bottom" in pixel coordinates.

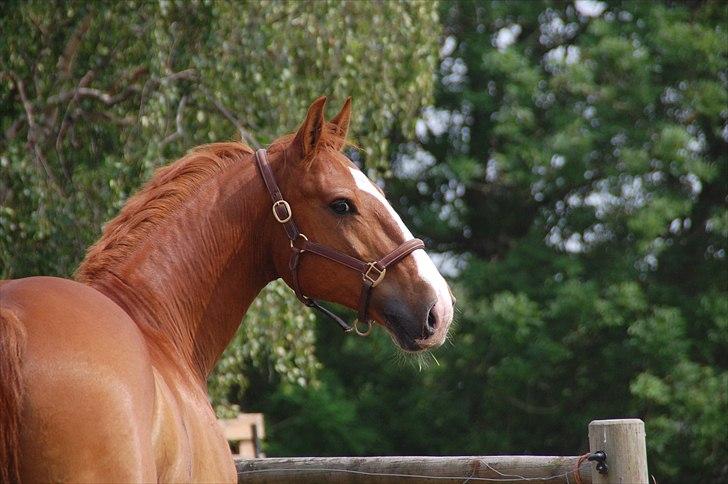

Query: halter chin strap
[{"left": 254, "top": 148, "right": 425, "bottom": 336}]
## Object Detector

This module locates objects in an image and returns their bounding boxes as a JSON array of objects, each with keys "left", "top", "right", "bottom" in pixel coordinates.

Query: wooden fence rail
[
  {"left": 236, "top": 455, "right": 591, "bottom": 483},
  {"left": 236, "top": 419, "right": 648, "bottom": 483}
]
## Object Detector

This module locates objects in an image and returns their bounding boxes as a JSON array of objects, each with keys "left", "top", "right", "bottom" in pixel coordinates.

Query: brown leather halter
[{"left": 254, "top": 149, "right": 425, "bottom": 336}]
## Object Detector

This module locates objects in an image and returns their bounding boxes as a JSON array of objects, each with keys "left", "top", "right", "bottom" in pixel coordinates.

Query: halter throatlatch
[{"left": 254, "top": 149, "right": 425, "bottom": 336}]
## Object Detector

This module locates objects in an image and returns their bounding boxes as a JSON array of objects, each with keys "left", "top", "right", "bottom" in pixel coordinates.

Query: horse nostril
[{"left": 424, "top": 305, "right": 437, "bottom": 337}]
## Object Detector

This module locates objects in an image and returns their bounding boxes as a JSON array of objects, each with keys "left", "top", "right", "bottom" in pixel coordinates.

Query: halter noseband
[{"left": 254, "top": 148, "right": 425, "bottom": 336}]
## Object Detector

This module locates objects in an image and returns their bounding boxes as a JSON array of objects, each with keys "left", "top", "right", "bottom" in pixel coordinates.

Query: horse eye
[{"left": 329, "top": 199, "right": 355, "bottom": 215}]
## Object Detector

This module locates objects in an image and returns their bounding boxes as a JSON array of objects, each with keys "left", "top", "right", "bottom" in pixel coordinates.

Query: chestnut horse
[{"left": 0, "top": 97, "right": 453, "bottom": 482}]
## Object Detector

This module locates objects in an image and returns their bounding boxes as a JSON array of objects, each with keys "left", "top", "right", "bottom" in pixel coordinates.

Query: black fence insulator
[{"left": 587, "top": 450, "right": 608, "bottom": 475}]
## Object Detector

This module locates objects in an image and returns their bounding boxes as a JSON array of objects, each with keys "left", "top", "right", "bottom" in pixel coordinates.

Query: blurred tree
[
  {"left": 404, "top": 3, "right": 728, "bottom": 480},
  {"left": 0, "top": 0, "right": 439, "bottom": 410},
  {"left": 251, "top": 1, "right": 726, "bottom": 483}
]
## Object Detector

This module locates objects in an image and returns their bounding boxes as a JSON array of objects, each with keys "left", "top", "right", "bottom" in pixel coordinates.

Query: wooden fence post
[{"left": 588, "top": 419, "right": 648, "bottom": 484}]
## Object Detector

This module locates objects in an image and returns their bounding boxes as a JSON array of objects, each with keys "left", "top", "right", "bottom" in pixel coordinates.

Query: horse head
[{"left": 266, "top": 97, "right": 454, "bottom": 351}]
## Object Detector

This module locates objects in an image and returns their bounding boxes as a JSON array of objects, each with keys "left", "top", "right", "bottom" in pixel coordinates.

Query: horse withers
[{"left": 0, "top": 97, "right": 454, "bottom": 482}]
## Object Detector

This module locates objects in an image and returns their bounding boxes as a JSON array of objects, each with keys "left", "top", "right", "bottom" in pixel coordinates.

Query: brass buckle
[
  {"left": 272, "top": 200, "right": 292, "bottom": 223},
  {"left": 363, "top": 263, "right": 386, "bottom": 287}
]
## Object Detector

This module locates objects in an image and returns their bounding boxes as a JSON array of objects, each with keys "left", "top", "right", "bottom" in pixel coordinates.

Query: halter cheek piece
[{"left": 254, "top": 149, "right": 425, "bottom": 336}]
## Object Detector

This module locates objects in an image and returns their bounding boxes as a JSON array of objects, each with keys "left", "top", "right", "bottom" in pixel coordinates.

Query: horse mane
[
  {"left": 75, "top": 141, "right": 254, "bottom": 283},
  {"left": 76, "top": 121, "right": 352, "bottom": 283}
]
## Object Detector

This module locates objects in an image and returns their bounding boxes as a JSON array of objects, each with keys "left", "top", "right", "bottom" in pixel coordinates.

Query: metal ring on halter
[
  {"left": 290, "top": 233, "right": 309, "bottom": 252},
  {"left": 354, "top": 318, "right": 372, "bottom": 337}
]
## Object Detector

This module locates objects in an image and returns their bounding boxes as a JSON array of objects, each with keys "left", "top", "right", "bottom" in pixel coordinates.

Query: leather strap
[
  {"left": 254, "top": 148, "right": 424, "bottom": 335},
  {"left": 298, "top": 239, "right": 369, "bottom": 273},
  {"left": 378, "top": 238, "right": 425, "bottom": 268},
  {"left": 256, "top": 149, "right": 300, "bottom": 240},
  {"left": 358, "top": 280, "right": 374, "bottom": 328}
]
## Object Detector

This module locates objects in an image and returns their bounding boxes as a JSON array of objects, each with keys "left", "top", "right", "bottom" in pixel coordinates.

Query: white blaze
[{"left": 349, "top": 168, "right": 453, "bottom": 326}]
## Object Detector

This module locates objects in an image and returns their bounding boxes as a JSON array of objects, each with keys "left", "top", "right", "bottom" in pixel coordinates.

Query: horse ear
[
  {"left": 330, "top": 97, "right": 352, "bottom": 150},
  {"left": 291, "top": 96, "right": 327, "bottom": 159}
]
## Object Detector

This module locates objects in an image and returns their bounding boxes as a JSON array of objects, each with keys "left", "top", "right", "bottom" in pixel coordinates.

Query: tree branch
[
  {"left": 47, "top": 85, "right": 141, "bottom": 106},
  {"left": 57, "top": 13, "right": 93, "bottom": 80},
  {"left": 200, "top": 85, "right": 261, "bottom": 149},
  {"left": 161, "top": 95, "right": 188, "bottom": 146},
  {"left": 4, "top": 118, "right": 25, "bottom": 142},
  {"left": 56, "top": 69, "right": 95, "bottom": 159},
  {"left": 136, "top": 69, "right": 197, "bottom": 128},
  {"left": 5, "top": 71, "right": 63, "bottom": 193}
]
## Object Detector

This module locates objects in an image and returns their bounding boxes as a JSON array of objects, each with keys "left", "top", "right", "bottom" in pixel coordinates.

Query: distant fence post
[{"left": 588, "top": 419, "right": 648, "bottom": 484}]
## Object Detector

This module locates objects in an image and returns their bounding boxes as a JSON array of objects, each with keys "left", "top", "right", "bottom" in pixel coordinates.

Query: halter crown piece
[{"left": 254, "top": 149, "right": 425, "bottom": 336}]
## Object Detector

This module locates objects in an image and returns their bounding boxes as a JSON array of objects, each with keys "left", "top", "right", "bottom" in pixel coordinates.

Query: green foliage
[
  {"left": 1, "top": 0, "right": 439, "bottom": 407},
  {"left": 245, "top": 2, "right": 727, "bottom": 483},
  {"left": 262, "top": 374, "right": 380, "bottom": 456}
]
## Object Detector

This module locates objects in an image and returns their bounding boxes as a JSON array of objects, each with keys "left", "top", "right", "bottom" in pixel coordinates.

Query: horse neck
[{"left": 100, "top": 159, "right": 279, "bottom": 382}]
